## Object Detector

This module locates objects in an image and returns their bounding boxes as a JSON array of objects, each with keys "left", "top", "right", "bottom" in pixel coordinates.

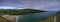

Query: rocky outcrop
[{"left": 1, "top": 15, "right": 16, "bottom": 22}]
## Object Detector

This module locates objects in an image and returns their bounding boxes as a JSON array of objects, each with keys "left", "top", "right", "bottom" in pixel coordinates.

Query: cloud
[
  {"left": 0, "top": 0, "right": 60, "bottom": 11},
  {"left": 32, "top": 1, "right": 60, "bottom": 11}
]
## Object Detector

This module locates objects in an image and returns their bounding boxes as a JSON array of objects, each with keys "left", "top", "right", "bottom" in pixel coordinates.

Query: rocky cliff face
[{"left": 1, "top": 15, "right": 16, "bottom": 22}]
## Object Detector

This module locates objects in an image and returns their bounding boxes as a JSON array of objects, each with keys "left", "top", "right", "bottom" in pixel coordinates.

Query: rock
[{"left": 1, "top": 15, "right": 16, "bottom": 22}]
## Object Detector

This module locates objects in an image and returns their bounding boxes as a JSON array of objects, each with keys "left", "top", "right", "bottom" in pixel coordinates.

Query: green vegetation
[{"left": 0, "top": 9, "right": 46, "bottom": 15}]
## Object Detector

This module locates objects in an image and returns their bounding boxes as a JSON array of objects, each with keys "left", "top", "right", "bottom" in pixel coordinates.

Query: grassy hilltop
[{"left": 0, "top": 9, "right": 46, "bottom": 15}]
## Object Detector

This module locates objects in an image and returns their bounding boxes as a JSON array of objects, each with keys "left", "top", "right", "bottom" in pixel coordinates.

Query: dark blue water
[{"left": 16, "top": 11, "right": 58, "bottom": 22}]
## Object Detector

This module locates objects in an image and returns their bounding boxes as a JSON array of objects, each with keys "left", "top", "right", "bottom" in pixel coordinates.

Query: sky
[{"left": 0, "top": 0, "right": 60, "bottom": 11}]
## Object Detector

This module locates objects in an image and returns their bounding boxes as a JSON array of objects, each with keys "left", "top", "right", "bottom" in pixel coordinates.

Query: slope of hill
[{"left": 0, "top": 9, "right": 46, "bottom": 15}]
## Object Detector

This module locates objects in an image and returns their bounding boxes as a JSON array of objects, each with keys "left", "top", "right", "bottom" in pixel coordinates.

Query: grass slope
[{"left": 0, "top": 9, "right": 46, "bottom": 15}]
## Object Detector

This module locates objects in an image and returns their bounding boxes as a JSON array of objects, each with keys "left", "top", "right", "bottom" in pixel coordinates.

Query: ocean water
[{"left": 16, "top": 11, "right": 58, "bottom": 22}]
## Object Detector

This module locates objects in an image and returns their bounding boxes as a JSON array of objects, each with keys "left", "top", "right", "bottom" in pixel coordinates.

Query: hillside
[{"left": 0, "top": 9, "right": 46, "bottom": 15}]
